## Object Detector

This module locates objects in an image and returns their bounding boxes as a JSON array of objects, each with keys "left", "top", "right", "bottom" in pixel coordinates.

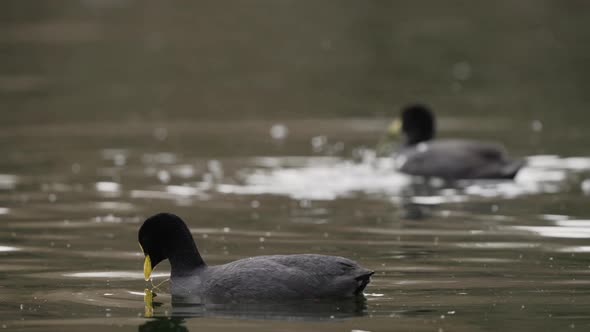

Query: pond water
[{"left": 2, "top": 1, "right": 590, "bottom": 332}]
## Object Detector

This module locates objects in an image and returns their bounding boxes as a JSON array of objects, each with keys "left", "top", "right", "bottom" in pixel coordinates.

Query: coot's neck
[
  {"left": 166, "top": 228, "right": 207, "bottom": 277},
  {"left": 169, "top": 249, "right": 206, "bottom": 277},
  {"left": 160, "top": 219, "right": 207, "bottom": 277},
  {"left": 402, "top": 134, "right": 432, "bottom": 147}
]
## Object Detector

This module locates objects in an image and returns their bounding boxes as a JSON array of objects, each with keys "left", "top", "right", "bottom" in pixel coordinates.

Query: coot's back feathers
[{"left": 195, "top": 254, "right": 373, "bottom": 302}]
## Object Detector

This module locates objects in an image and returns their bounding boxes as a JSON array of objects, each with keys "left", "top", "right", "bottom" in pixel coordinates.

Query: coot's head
[
  {"left": 400, "top": 104, "right": 436, "bottom": 145},
  {"left": 138, "top": 213, "right": 204, "bottom": 280}
]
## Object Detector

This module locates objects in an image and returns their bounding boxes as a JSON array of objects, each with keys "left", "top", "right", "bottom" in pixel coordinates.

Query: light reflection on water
[
  {"left": 216, "top": 154, "right": 590, "bottom": 201},
  {"left": 0, "top": 245, "right": 20, "bottom": 252}
]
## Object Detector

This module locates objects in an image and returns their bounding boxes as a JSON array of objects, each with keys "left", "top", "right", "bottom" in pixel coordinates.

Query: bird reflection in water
[{"left": 141, "top": 287, "right": 368, "bottom": 322}]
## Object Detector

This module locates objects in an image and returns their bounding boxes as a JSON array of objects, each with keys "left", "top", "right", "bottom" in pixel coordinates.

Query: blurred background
[{"left": 2, "top": 0, "right": 589, "bottom": 125}]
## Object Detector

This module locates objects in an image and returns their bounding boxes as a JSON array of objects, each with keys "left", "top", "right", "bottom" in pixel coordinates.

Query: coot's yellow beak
[
  {"left": 144, "top": 255, "right": 152, "bottom": 281},
  {"left": 387, "top": 118, "right": 402, "bottom": 137},
  {"left": 139, "top": 243, "right": 152, "bottom": 281}
]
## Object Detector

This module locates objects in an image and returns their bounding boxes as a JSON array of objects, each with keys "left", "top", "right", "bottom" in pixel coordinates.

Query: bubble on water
[
  {"left": 153, "top": 127, "right": 168, "bottom": 141},
  {"left": 311, "top": 136, "right": 328, "bottom": 152},
  {"left": 251, "top": 200, "right": 260, "bottom": 208},
  {"left": 157, "top": 170, "right": 171, "bottom": 183},
  {"left": 531, "top": 120, "right": 543, "bottom": 132},
  {"left": 270, "top": 124, "right": 289, "bottom": 140},
  {"left": 71, "top": 163, "right": 81, "bottom": 174},
  {"left": 452, "top": 61, "right": 472, "bottom": 81},
  {"left": 223, "top": 227, "right": 230, "bottom": 233},
  {"left": 19, "top": 304, "right": 24, "bottom": 310},
  {"left": 0, "top": 207, "right": 9, "bottom": 215},
  {"left": 0, "top": 174, "right": 18, "bottom": 190},
  {"left": 113, "top": 154, "right": 126, "bottom": 166},
  {"left": 581, "top": 179, "right": 590, "bottom": 195},
  {"left": 48, "top": 193, "right": 57, "bottom": 203}
]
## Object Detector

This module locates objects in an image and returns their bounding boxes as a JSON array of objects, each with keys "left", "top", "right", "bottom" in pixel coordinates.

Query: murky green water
[{"left": 2, "top": 1, "right": 590, "bottom": 331}]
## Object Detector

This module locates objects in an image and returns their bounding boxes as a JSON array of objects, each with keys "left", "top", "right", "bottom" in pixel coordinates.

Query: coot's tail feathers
[
  {"left": 354, "top": 271, "right": 374, "bottom": 295},
  {"left": 501, "top": 159, "right": 526, "bottom": 179}
]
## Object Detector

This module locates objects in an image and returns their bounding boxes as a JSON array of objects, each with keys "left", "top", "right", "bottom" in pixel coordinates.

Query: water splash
[
  {"left": 214, "top": 154, "right": 590, "bottom": 201},
  {"left": 217, "top": 156, "right": 411, "bottom": 200}
]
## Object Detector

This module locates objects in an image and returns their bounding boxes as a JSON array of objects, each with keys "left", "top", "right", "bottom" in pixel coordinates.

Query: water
[{"left": 2, "top": 1, "right": 590, "bottom": 331}]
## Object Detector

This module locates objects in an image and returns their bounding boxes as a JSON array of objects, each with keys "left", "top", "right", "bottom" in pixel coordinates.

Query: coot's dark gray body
[
  {"left": 138, "top": 213, "right": 373, "bottom": 304},
  {"left": 392, "top": 104, "right": 524, "bottom": 180},
  {"left": 172, "top": 254, "right": 373, "bottom": 303},
  {"left": 396, "top": 139, "right": 524, "bottom": 180}
]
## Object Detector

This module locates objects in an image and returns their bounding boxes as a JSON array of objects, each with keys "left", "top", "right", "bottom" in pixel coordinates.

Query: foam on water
[
  {"left": 218, "top": 157, "right": 411, "bottom": 200},
  {"left": 214, "top": 154, "right": 590, "bottom": 201}
]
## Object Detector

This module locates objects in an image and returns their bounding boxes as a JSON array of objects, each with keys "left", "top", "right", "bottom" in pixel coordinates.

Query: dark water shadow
[
  {"left": 138, "top": 298, "right": 437, "bottom": 332},
  {"left": 145, "top": 293, "right": 368, "bottom": 323},
  {"left": 139, "top": 317, "right": 188, "bottom": 332}
]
